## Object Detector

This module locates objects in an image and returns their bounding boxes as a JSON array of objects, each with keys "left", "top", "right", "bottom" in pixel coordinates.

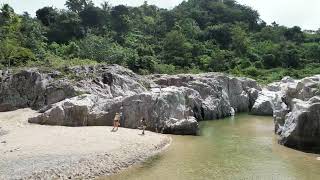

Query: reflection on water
[{"left": 103, "top": 114, "right": 320, "bottom": 180}]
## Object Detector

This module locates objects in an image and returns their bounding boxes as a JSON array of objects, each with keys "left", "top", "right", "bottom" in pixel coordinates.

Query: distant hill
[{"left": 0, "top": 0, "right": 320, "bottom": 83}]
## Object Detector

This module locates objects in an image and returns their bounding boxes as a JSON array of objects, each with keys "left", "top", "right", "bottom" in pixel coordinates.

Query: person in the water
[
  {"left": 112, "top": 112, "right": 120, "bottom": 131},
  {"left": 140, "top": 117, "right": 147, "bottom": 135}
]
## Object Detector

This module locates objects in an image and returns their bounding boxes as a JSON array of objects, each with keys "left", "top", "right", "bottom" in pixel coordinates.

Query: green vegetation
[{"left": 1, "top": 0, "right": 320, "bottom": 83}]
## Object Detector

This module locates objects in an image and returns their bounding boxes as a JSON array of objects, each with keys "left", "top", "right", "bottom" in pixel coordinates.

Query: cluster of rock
[
  {"left": 0, "top": 65, "right": 260, "bottom": 135},
  {"left": 2, "top": 64, "right": 319, "bottom": 152},
  {"left": 251, "top": 76, "right": 320, "bottom": 153}
]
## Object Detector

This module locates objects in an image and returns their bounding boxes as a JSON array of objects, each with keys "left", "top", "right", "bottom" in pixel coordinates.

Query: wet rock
[{"left": 163, "top": 117, "right": 199, "bottom": 135}]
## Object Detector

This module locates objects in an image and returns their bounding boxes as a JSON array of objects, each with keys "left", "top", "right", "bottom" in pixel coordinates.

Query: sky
[{"left": 1, "top": 0, "right": 319, "bottom": 30}]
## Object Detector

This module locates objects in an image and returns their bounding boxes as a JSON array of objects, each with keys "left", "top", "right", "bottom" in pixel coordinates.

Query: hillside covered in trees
[{"left": 1, "top": 0, "right": 320, "bottom": 83}]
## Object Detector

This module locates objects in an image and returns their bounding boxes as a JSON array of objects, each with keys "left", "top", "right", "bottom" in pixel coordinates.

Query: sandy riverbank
[{"left": 0, "top": 109, "right": 171, "bottom": 180}]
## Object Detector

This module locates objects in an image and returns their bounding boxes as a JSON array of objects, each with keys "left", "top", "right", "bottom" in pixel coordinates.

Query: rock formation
[
  {"left": 0, "top": 69, "right": 77, "bottom": 111},
  {"left": 278, "top": 97, "right": 320, "bottom": 152},
  {"left": 2, "top": 64, "right": 320, "bottom": 152},
  {"left": 1, "top": 65, "right": 260, "bottom": 135},
  {"left": 251, "top": 75, "right": 320, "bottom": 152}
]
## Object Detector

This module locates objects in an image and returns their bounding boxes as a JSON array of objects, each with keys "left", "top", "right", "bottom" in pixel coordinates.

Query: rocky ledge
[
  {"left": 251, "top": 75, "right": 320, "bottom": 153},
  {"left": 0, "top": 64, "right": 260, "bottom": 135}
]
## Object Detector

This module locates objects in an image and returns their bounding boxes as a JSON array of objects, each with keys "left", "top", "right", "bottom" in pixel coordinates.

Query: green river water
[{"left": 105, "top": 114, "right": 320, "bottom": 180}]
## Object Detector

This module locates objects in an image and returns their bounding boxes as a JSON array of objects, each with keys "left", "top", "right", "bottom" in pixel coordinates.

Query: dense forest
[{"left": 1, "top": 0, "right": 320, "bottom": 83}]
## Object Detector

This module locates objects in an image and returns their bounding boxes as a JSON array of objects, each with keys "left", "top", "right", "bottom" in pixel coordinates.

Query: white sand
[{"left": 0, "top": 109, "right": 170, "bottom": 180}]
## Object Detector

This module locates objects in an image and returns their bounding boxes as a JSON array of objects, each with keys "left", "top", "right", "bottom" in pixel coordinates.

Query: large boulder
[
  {"left": 278, "top": 97, "right": 320, "bottom": 153},
  {"left": 163, "top": 117, "right": 199, "bottom": 135},
  {"left": 251, "top": 94, "right": 274, "bottom": 116},
  {"left": 0, "top": 70, "right": 77, "bottom": 111},
  {"left": 264, "top": 75, "right": 320, "bottom": 152},
  {"left": 251, "top": 90, "right": 284, "bottom": 116},
  {"left": 28, "top": 94, "right": 97, "bottom": 126},
  {"left": 70, "top": 64, "right": 150, "bottom": 98}
]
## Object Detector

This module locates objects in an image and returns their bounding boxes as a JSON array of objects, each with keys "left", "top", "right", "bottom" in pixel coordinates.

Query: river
[{"left": 104, "top": 114, "right": 320, "bottom": 180}]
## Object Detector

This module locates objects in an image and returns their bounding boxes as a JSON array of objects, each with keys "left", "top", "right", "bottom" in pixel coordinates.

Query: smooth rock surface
[
  {"left": 251, "top": 91, "right": 275, "bottom": 116},
  {"left": 256, "top": 75, "right": 320, "bottom": 152},
  {"left": 0, "top": 70, "right": 77, "bottom": 111},
  {"left": 278, "top": 98, "right": 320, "bottom": 153},
  {"left": 163, "top": 117, "right": 199, "bottom": 135}
]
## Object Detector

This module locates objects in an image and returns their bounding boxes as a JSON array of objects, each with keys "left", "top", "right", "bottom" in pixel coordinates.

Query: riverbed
[{"left": 104, "top": 114, "right": 320, "bottom": 180}]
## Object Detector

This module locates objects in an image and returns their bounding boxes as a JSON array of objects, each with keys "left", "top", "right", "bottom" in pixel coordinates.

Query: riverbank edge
[{"left": 24, "top": 136, "right": 172, "bottom": 180}]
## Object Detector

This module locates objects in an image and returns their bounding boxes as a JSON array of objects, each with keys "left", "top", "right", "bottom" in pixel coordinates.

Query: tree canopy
[{"left": 0, "top": 0, "right": 320, "bottom": 83}]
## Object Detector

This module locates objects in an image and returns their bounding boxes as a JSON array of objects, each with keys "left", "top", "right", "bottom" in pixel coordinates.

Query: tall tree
[
  {"left": 80, "top": 5, "right": 106, "bottom": 29},
  {"left": 36, "top": 7, "right": 58, "bottom": 26},
  {"left": 111, "top": 5, "right": 131, "bottom": 41},
  {"left": 65, "top": 0, "right": 93, "bottom": 13},
  {"left": 47, "top": 11, "right": 83, "bottom": 43}
]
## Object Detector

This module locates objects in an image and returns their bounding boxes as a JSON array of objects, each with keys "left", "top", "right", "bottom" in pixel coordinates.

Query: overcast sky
[{"left": 1, "top": 0, "right": 319, "bottom": 30}]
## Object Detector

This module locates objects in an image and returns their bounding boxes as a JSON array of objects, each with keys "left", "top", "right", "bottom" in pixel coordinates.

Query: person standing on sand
[
  {"left": 140, "top": 117, "right": 147, "bottom": 135},
  {"left": 112, "top": 113, "right": 120, "bottom": 131}
]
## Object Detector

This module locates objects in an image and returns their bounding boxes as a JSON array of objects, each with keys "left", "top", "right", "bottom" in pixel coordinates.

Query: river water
[{"left": 104, "top": 114, "right": 320, "bottom": 180}]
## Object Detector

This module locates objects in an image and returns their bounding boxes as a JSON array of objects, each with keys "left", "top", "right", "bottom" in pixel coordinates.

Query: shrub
[
  {"left": 154, "top": 63, "right": 176, "bottom": 74},
  {"left": 244, "top": 66, "right": 260, "bottom": 77}
]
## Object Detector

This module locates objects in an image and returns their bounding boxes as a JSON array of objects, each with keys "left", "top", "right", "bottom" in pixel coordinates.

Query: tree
[
  {"left": 77, "top": 34, "right": 112, "bottom": 61},
  {"left": 0, "top": 4, "right": 20, "bottom": 39},
  {"left": 65, "top": 0, "right": 93, "bottom": 13},
  {"left": 280, "top": 43, "right": 301, "bottom": 68},
  {"left": 303, "top": 43, "right": 320, "bottom": 63},
  {"left": 111, "top": 5, "right": 131, "bottom": 35},
  {"left": 80, "top": 5, "right": 106, "bottom": 29},
  {"left": 47, "top": 11, "right": 83, "bottom": 43},
  {"left": 65, "top": 42, "right": 80, "bottom": 58},
  {"left": 163, "top": 30, "right": 192, "bottom": 67},
  {"left": 0, "top": 39, "right": 35, "bottom": 67},
  {"left": 101, "top": 1, "right": 111, "bottom": 12},
  {"left": 36, "top": 7, "right": 58, "bottom": 26},
  {"left": 178, "top": 18, "right": 201, "bottom": 39},
  {"left": 208, "top": 49, "right": 235, "bottom": 72},
  {"left": 127, "top": 55, "right": 156, "bottom": 73},
  {"left": 231, "top": 26, "right": 250, "bottom": 55},
  {"left": 20, "top": 14, "right": 47, "bottom": 57},
  {"left": 284, "top": 26, "right": 305, "bottom": 44},
  {"left": 0, "top": 4, "right": 15, "bottom": 23},
  {"left": 262, "top": 54, "right": 278, "bottom": 68},
  {"left": 0, "top": 0, "right": 318, "bottom": 82}
]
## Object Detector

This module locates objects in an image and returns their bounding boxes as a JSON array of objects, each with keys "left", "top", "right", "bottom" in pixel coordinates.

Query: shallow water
[{"left": 104, "top": 114, "right": 320, "bottom": 180}]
